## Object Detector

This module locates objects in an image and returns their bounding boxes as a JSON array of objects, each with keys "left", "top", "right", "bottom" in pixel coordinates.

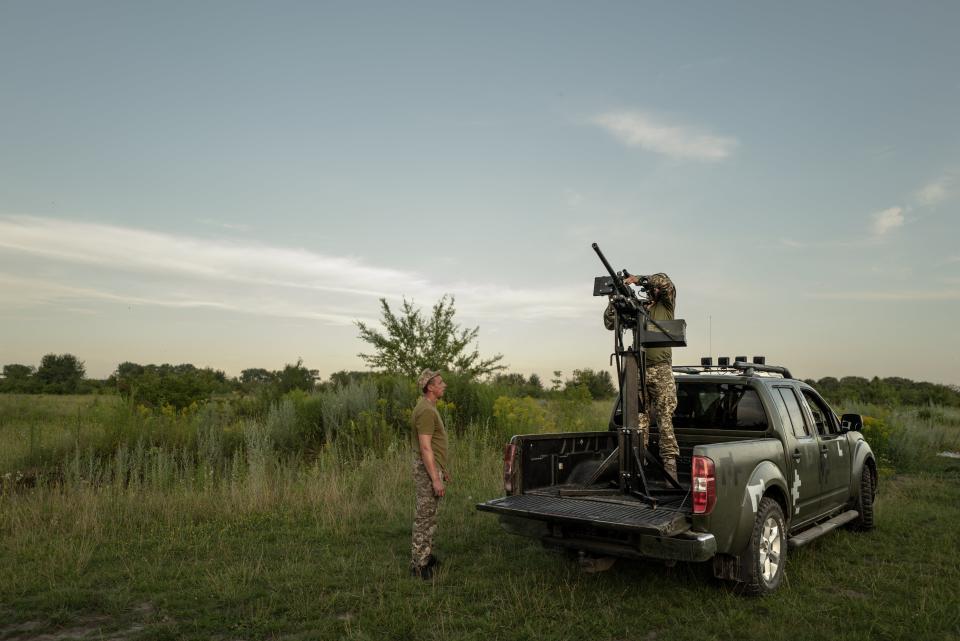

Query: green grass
[
  {"left": 1, "top": 396, "right": 959, "bottom": 640},
  {"left": 0, "top": 393, "right": 612, "bottom": 483}
]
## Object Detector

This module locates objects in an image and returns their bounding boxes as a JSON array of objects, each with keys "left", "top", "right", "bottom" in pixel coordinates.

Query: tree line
[
  {"left": 5, "top": 353, "right": 960, "bottom": 410},
  {"left": 803, "top": 375, "right": 960, "bottom": 408},
  {"left": 4, "top": 296, "right": 958, "bottom": 409},
  {"left": 0, "top": 296, "right": 618, "bottom": 408},
  {"left": 0, "top": 353, "right": 615, "bottom": 409}
]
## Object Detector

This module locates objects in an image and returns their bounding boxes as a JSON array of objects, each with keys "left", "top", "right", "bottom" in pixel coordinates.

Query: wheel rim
[{"left": 759, "top": 516, "right": 782, "bottom": 583}]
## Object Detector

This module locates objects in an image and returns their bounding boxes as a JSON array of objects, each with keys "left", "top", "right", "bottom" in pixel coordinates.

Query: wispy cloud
[
  {"left": 0, "top": 216, "right": 594, "bottom": 325},
  {"left": 591, "top": 111, "right": 737, "bottom": 161},
  {"left": 914, "top": 176, "right": 952, "bottom": 206},
  {"left": 870, "top": 145, "right": 896, "bottom": 160},
  {"left": 563, "top": 189, "right": 584, "bottom": 208},
  {"left": 870, "top": 206, "right": 905, "bottom": 237},
  {"left": 198, "top": 218, "right": 253, "bottom": 232},
  {"left": 0, "top": 215, "right": 420, "bottom": 299},
  {"left": 778, "top": 236, "right": 878, "bottom": 250}
]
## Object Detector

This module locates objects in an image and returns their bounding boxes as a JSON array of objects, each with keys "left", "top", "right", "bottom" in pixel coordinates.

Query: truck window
[
  {"left": 774, "top": 387, "right": 810, "bottom": 438},
  {"left": 674, "top": 383, "right": 768, "bottom": 430},
  {"left": 801, "top": 389, "right": 838, "bottom": 436}
]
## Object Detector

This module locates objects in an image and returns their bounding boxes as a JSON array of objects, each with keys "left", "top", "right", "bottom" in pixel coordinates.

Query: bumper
[
  {"left": 543, "top": 529, "right": 717, "bottom": 562},
  {"left": 494, "top": 513, "right": 717, "bottom": 563}
]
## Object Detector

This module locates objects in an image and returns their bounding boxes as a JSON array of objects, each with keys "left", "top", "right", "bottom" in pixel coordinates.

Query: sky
[{"left": 1, "top": 1, "right": 959, "bottom": 385}]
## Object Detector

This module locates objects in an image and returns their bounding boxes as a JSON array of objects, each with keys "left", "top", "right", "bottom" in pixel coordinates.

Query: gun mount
[{"left": 590, "top": 243, "right": 687, "bottom": 506}]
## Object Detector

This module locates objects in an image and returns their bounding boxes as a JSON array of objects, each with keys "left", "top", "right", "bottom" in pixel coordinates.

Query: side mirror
[{"left": 840, "top": 413, "right": 863, "bottom": 433}]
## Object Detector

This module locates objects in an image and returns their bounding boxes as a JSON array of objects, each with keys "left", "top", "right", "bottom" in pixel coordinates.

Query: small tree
[
  {"left": 492, "top": 372, "right": 545, "bottom": 398},
  {"left": 276, "top": 359, "right": 318, "bottom": 394},
  {"left": 327, "top": 370, "right": 375, "bottom": 389},
  {"left": 2, "top": 364, "right": 34, "bottom": 380},
  {"left": 240, "top": 368, "right": 277, "bottom": 386},
  {"left": 528, "top": 373, "right": 544, "bottom": 393},
  {"left": 111, "top": 362, "right": 234, "bottom": 409},
  {"left": 36, "top": 353, "right": 85, "bottom": 393},
  {"left": 0, "top": 364, "right": 38, "bottom": 393},
  {"left": 565, "top": 368, "right": 616, "bottom": 400},
  {"left": 355, "top": 295, "right": 505, "bottom": 379},
  {"left": 551, "top": 370, "right": 564, "bottom": 392}
]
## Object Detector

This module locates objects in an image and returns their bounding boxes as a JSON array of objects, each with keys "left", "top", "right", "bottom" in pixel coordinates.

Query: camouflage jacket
[{"left": 603, "top": 273, "right": 675, "bottom": 366}]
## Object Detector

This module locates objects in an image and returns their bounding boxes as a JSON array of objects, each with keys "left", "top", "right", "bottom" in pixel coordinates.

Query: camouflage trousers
[
  {"left": 637, "top": 362, "right": 679, "bottom": 460},
  {"left": 410, "top": 458, "right": 441, "bottom": 569}
]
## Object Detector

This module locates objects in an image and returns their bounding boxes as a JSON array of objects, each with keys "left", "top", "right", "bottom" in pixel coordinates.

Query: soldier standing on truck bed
[
  {"left": 410, "top": 368, "right": 450, "bottom": 580},
  {"left": 604, "top": 273, "right": 679, "bottom": 480}
]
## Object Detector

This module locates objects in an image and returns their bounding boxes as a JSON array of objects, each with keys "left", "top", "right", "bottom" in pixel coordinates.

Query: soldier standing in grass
[
  {"left": 604, "top": 273, "right": 679, "bottom": 481},
  {"left": 410, "top": 368, "right": 450, "bottom": 580}
]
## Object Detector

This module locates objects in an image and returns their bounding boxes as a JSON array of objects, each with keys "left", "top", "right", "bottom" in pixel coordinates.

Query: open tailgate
[{"left": 477, "top": 494, "right": 691, "bottom": 537}]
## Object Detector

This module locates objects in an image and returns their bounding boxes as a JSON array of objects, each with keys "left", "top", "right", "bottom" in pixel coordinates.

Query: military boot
[
  {"left": 663, "top": 457, "right": 677, "bottom": 483},
  {"left": 410, "top": 564, "right": 434, "bottom": 580}
]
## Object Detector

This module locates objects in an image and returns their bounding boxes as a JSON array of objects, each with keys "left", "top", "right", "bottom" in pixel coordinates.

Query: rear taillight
[
  {"left": 692, "top": 456, "right": 716, "bottom": 515},
  {"left": 503, "top": 443, "right": 518, "bottom": 494}
]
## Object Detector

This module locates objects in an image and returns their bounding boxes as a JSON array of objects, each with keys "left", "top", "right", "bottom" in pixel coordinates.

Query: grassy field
[{"left": 1, "top": 395, "right": 959, "bottom": 640}]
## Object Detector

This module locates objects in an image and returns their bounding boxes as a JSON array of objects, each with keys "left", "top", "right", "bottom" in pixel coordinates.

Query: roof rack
[{"left": 672, "top": 361, "right": 793, "bottom": 380}]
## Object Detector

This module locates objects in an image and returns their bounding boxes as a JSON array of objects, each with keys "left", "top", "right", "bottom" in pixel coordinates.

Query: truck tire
[
  {"left": 741, "top": 497, "right": 786, "bottom": 596},
  {"left": 851, "top": 467, "right": 875, "bottom": 531}
]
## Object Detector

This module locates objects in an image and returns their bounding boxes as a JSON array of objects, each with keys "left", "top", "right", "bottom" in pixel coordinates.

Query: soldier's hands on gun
[
  {"left": 622, "top": 272, "right": 656, "bottom": 295},
  {"left": 612, "top": 272, "right": 657, "bottom": 306}
]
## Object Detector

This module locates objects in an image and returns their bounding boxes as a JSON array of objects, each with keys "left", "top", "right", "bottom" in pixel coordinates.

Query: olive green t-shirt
[
  {"left": 645, "top": 297, "right": 675, "bottom": 367},
  {"left": 411, "top": 397, "right": 448, "bottom": 472}
]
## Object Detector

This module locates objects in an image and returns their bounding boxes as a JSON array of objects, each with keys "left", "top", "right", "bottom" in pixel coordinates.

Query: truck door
[
  {"left": 771, "top": 386, "right": 822, "bottom": 525},
  {"left": 799, "top": 389, "right": 851, "bottom": 513}
]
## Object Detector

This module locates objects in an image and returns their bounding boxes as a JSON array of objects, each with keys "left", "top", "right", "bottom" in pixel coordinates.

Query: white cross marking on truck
[{"left": 792, "top": 469, "right": 802, "bottom": 514}]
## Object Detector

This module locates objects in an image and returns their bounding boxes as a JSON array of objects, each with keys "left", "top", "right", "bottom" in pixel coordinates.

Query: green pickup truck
[{"left": 477, "top": 365, "right": 877, "bottom": 595}]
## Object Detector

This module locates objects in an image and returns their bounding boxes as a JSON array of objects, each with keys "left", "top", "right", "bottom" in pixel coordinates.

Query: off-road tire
[
  {"left": 851, "top": 467, "right": 875, "bottom": 531},
  {"left": 740, "top": 497, "right": 787, "bottom": 596}
]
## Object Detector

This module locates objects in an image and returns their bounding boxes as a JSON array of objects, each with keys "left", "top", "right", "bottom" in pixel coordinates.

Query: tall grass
[
  {"left": 838, "top": 403, "right": 960, "bottom": 470},
  {"left": 4, "top": 390, "right": 957, "bottom": 495},
  {"left": 0, "top": 388, "right": 604, "bottom": 494}
]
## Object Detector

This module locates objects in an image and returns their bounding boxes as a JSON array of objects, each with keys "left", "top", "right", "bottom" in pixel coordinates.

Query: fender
[
  {"left": 699, "top": 456, "right": 790, "bottom": 555},
  {"left": 847, "top": 434, "right": 877, "bottom": 503},
  {"left": 727, "top": 460, "right": 790, "bottom": 554}
]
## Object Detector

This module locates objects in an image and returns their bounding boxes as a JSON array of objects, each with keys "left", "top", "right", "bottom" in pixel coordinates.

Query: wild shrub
[
  {"left": 548, "top": 384, "right": 597, "bottom": 432},
  {"left": 862, "top": 414, "right": 894, "bottom": 463},
  {"left": 266, "top": 398, "right": 300, "bottom": 453},
  {"left": 493, "top": 396, "right": 554, "bottom": 442},
  {"left": 318, "top": 381, "right": 381, "bottom": 448}
]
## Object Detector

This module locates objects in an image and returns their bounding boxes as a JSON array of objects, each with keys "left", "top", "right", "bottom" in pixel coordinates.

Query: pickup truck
[{"left": 476, "top": 365, "right": 877, "bottom": 595}]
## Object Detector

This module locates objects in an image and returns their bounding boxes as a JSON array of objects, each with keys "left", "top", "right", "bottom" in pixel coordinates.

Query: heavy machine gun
[{"left": 585, "top": 243, "right": 687, "bottom": 506}]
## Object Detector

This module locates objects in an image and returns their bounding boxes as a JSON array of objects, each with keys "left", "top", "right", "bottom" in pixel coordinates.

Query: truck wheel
[
  {"left": 852, "top": 468, "right": 875, "bottom": 531},
  {"left": 741, "top": 497, "right": 786, "bottom": 596}
]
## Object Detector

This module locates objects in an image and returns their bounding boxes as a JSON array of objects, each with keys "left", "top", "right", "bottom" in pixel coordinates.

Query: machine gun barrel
[{"left": 591, "top": 242, "right": 634, "bottom": 300}]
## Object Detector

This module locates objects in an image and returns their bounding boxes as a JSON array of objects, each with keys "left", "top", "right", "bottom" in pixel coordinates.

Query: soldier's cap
[{"left": 417, "top": 369, "right": 441, "bottom": 392}]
